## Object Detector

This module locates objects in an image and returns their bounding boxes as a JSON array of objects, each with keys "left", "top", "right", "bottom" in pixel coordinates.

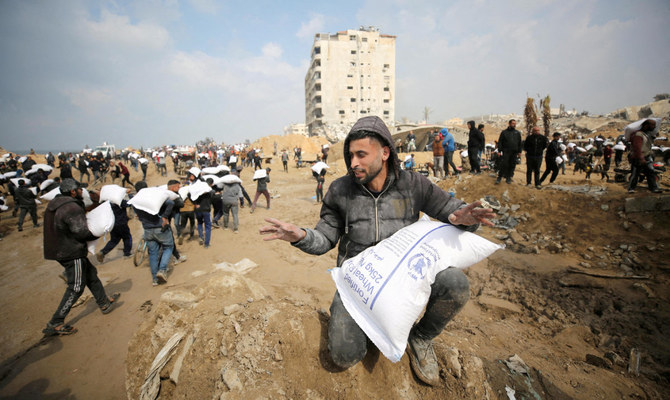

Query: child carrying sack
[
  {"left": 99, "top": 184, "right": 127, "bottom": 206},
  {"left": 330, "top": 219, "right": 502, "bottom": 362}
]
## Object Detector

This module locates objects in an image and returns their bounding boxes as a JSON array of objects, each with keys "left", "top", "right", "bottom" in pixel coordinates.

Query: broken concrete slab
[{"left": 624, "top": 195, "right": 670, "bottom": 213}]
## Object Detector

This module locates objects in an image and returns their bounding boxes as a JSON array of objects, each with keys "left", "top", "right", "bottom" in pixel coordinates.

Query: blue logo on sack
[{"left": 407, "top": 253, "right": 430, "bottom": 281}]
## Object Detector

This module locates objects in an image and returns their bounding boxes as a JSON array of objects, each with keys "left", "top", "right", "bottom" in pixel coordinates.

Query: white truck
[{"left": 94, "top": 144, "right": 116, "bottom": 158}]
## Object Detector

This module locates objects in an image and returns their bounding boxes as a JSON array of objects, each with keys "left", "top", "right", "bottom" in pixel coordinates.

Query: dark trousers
[
  {"left": 179, "top": 211, "right": 195, "bottom": 238},
  {"left": 283, "top": 160, "right": 288, "bottom": 172},
  {"left": 141, "top": 165, "right": 147, "bottom": 180},
  {"left": 196, "top": 211, "right": 211, "bottom": 246},
  {"left": 327, "top": 268, "right": 469, "bottom": 368},
  {"left": 445, "top": 151, "right": 458, "bottom": 175},
  {"left": 121, "top": 173, "right": 132, "bottom": 188},
  {"left": 316, "top": 183, "right": 324, "bottom": 203},
  {"left": 498, "top": 151, "right": 518, "bottom": 179},
  {"left": 628, "top": 159, "right": 658, "bottom": 191},
  {"left": 526, "top": 156, "right": 543, "bottom": 185},
  {"left": 212, "top": 200, "right": 223, "bottom": 223},
  {"left": 468, "top": 147, "right": 481, "bottom": 173},
  {"left": 540, "top": 158, "right": 559, "bottom": 184},
  {"left": 101, "top": 224, "right": 132, "bottom": 256},
  {"left": 49, "top": 257, "right": 109, "bottom": 326},
  {"left": 18, "top": 206, "right": 38, "bottom": 228}
]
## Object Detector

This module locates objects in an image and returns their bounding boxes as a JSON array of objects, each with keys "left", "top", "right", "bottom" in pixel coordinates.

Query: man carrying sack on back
[{"left": 260, "top": 116, "right": 494, "bottom": 385}]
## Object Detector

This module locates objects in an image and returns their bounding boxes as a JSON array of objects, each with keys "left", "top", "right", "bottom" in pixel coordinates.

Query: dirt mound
[{"left": 250, "top": 134, "right": 329, "bottom": 161}]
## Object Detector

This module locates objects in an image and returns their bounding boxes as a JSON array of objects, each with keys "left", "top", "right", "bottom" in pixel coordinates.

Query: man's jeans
[
  {"left": 196, "top": 211, "right": 211, "bottom": 246},
  {"left": 433, "top": 156, "right": 444, "bottom": 178},
  {"left": 144, "top": 227, "right": 174, "bottom": 279},
  {"left": 222, "top": 202, "right": 239, "bottom": 230},
  {"left": 327, "top": 267, "right": 470, "bottom": 368}
]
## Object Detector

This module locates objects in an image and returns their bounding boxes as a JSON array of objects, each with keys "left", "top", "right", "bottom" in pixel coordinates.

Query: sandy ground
[{"left": 0, "top": 148, "right": 669, "bottom": 399}]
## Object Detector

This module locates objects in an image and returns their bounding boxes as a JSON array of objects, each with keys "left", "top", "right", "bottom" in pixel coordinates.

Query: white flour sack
[
  {"left": 99, "top": 184, "right": 127, "bottom": 206},
  {"left": 331, "top": 220, "right": 502, "bottom": 362}
]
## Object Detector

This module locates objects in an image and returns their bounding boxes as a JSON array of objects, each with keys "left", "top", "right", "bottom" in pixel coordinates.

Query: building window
[
  {"left": 347, "top": 74, "right": 353, "bottom": 78},
  {"left": 350, "top": 98, "right": 356, "bottom": 102},
  {"left": 339, "top": 110, "right": 345, "bottom": 114},
  {"left": 347, "top": 86, "right": 353, "bottom": 90},
  {"left": 383, "top": 111, "right": 389, "bottom": 115},
  {"left": 383, "top": 99, "right": 389, "bottom": 103},
  {"left": 350, "top": 62, "right": 356, "bottom": 67},
  {"left": 362, "top": 37, "right": 368, "bottom": 42},
  {"left": 383, "top": 87, "right": 389, "bottom": 91},
  {"left": 315, "top": 96, "right": 321, "bottom": 103},
  {"left": 351, "top": 50, "right": 356, "bottom": 54},
  {"left": 383, "top": 64, "right": 389, "bottom": 68},
  {"left": 349, "top": 35, "right": 356, "bottom": 40},
  {"left": 315, "top": 84, "right": 321, "bottom": 91},
  {"left": 314, "top": 47, "right": 321, "bottom": 54},
  {"left": 361, "top": 110, "right": 367, "bottom": 114}
]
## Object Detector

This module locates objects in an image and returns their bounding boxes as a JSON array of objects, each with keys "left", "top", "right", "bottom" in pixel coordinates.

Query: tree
[
  {"left": 523, "top": 97, "right": 538, "bottom": 137},
  {"left": 540, "top": 95, "right": 551, "bottom": 137},
  {"left": 653, "top": 93, "right": 670, "bottom": 101},
  {"left": 422, "top": 106, "right": 432, "bottom": 123}
]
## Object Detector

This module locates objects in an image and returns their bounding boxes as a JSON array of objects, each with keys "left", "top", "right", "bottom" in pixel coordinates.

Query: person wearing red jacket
[{"left": 118, "top": 161, "right": 132, "bottom": 188}]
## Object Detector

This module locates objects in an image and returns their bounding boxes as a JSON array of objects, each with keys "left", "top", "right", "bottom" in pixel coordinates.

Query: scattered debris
[{"left": 139, "top": 332, "right": 185, "bottom": 400}]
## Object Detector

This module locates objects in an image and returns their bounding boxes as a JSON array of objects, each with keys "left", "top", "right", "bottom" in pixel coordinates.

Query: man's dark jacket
[
  {"left": 16, "top": 186, "right": 37, "bottom": 208},
  {"left": 523, "top": 134, "right": 548, "bottom": 158},
  {"left": 44, "top": 194, "right": 97, "bottom": 261},
  {"left": 498, "top": 127, "right": 522, "bottom": 153},
  {"left": 293, "top": 116, "right": 477, "bottom": 268}
]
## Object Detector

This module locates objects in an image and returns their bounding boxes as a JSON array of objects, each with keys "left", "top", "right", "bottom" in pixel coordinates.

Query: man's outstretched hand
[
  {"left": 448, "top": 201, "right": 496, "bottom": 227},
  {"left": 260, "top": 218, "right": 307, "bottom": 242}
]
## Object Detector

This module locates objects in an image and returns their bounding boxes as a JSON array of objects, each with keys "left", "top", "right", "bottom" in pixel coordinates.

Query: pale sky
[{"left": 1, "top": 0, "right": 668, "bottom": 152}]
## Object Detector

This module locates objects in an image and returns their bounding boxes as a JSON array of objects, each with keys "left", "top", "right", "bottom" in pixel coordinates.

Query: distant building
[
  {"left": 283, "top": 123, "right": 308, "bottom": 136},
  {"left": 305, "top": 27, "right": 396, "bottom": 139}
]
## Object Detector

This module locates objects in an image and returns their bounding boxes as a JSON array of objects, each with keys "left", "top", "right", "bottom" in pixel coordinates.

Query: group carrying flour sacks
[{"left": 331, "top": 219, "right": 502, "bottom": 362}]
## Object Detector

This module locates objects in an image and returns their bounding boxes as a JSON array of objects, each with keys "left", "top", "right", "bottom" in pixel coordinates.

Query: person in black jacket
[
  {"left": 96, "top": 192, "right": 132, "bottom": 263},
  {"left": 523, "top": 126, "right": 548, "bottom": 187},
  {"left": 496, "top": 119, "right": 522, "bottom": 184},
  {"left": 467, "top": 121, "right": 485, "bottom": 174},
  {"left": 78, "top": 156, "right": 90, "bottom": 183},
  {"left": 16, "top": 179, "right": 40, "bottom": 231},
  {"left": 59, "top": 157, "right": 73, "bottom": 180},
  {"left": 194, "top": 178, "right": 213, "bottom": 248},
  {"left": 540, "top": 132, "right": 563, "bottom": 185},
  {"left": 42, "top": 178, "right": 120, "bottom": 336}
]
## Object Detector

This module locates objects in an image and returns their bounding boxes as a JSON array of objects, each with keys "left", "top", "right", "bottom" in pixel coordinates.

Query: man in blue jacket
[{"left": 441, "top": 128, "right": 459, "bottom": 176}]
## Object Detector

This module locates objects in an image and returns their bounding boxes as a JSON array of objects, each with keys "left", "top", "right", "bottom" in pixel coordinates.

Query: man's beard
[{"left": 350, "top": 159, "right": 383, "bottom": 186}]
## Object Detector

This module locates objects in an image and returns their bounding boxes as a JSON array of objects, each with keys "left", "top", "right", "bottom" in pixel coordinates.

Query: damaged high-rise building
[{"left": 305, "top": 27, "right": 396, "bottom": 141}]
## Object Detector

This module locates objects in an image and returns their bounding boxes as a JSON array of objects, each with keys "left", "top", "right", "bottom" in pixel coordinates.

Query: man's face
[
  {"left": 509, "top": 120, "right": 517, "bottom": 129},
  {"left": 73, "top": 188, "right": 83, "bottom": 200},
  {"left": 168, "top": 183, "right": 180, "bottom": 192},
  {"left": 348, "top": 138, "right": 389, "bottom": 186},
  {"left": 644, "top": 120, "right": 657, "bottom": 132},
  {"left": 532, "top": 127, "right": 540, "bottom": 135}
]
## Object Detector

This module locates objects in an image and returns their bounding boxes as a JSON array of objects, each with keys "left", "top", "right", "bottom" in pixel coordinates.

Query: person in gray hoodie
[{"left": 260, "top": 116, "right": 494, "bottom": 386}]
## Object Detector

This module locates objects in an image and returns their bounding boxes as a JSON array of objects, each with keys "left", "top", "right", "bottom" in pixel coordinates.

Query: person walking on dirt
[
  {"left": 539, "top": 132, "right": 563, "bottom": 185},
  {"left": 96, "top": 189, "right": 132, "bottom": 263},
  {"left": 281, "top": 150, "right": 289, "bottom": 172},
  {"left": 496, "top": 119, "right": 522, "bottom": 184},
  {"left": 467, "top": 121, "right": 485, "bottom": 174},
  {"left": 627, "top": 119, "right": 662, "bottom": 194},
  {"left": 16, "top": 179, "right": 40, "bottom": 231},
  {"left": 250, "top": 168, "right": 271, "bottom": 213},
  {"left": 441, "top": 128, "right": 459, "bottom": 176},
  {"left": 260, "top": 116, "right": 495, "bottom": 386},
  {"left": 42, "top": 178, "right": 120, "bottom": 336},
  {"left": 431, "top": 134, "right": 445, "bottom": 178},
  {"left": 523, "top": 126, "right": 548, "bottom": 188},
  {"left": 77, "top": 156, "right": 90, "bottom": 183}
]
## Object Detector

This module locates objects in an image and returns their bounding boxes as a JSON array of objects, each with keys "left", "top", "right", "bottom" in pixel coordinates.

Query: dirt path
[{"left": 0, "top": 153, "right": 669, "bottom": 399}]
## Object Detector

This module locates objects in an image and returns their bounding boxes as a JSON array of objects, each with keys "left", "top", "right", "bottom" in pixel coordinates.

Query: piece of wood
[
  {"left": 139, "top": 332, "right": 185, "bottom": 400},
  {"left": 566, "top": 267, "right": 650, "bottom": 280},
  {"left": 169, "top": 333, "right": 195, "bottom": 385}
]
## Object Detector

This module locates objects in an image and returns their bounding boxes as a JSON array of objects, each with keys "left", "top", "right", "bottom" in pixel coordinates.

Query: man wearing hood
[
  {"left": 260, "top": 116, "right": 494, "bottom": 386},
  {"left": 42, "top": 178, "right": 120, "bottom": 336}
]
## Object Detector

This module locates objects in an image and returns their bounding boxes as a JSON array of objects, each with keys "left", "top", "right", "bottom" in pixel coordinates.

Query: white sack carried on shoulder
[
  {"left": 229, "top": 155, "right": 237, "bottom": 163},
  {"left": 252, "top": 169, "right": 267, "bottom": 180},
  {"left": 82, "top": 188, "right": 93, "bottom": 207},
  {"left": 99, "top": 184, "right": 127, "bottom": 206},
  {"left": 221, "top": 175, "right": 242, "bottom": 184},
  {"left": 555, "top": 156, "right": 564, "bottom": 165},
  {"left": 30, "top": 187, "right": 37, "bottom": 195},
  {"left": 10, "top": 178, "right": 28, "bottom": 187},
  {"left": 178, "top": 186, "right": 190, "bottom": 201},
  {"left": 40, "top": 179, "right": 54, "bottom": 191},
  {"left": 202, "top": 167, "right": 220, "bottom": 175},
  {"left": 86, "top": 201, "right": 115, "bottom": 237},
  {"left": 188, "top": 167, "right": 201, "bottom": 177},
  {"left": 128, "top": 187, "right": 174, "bottom": 215},
  {"left": 138, "top": 157, "right": 149, "bottom": 165},
  {"left": 613, "top": 143, "right": 626, "bottom": 151},
  {"left": 188, "top": 180, "right": 212, "bottom": 201},
  {"left": 331, "top": 220, "right": 502, "bottom": 362},
  {"left": 41, "top": 187, "right": 61, "bottom": 201},
  {"left": 311, "top": 161, "right": 329, "bottom": 175},
  {"left": 624, "top": 118, "right": 661, "bottom": 141}
]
